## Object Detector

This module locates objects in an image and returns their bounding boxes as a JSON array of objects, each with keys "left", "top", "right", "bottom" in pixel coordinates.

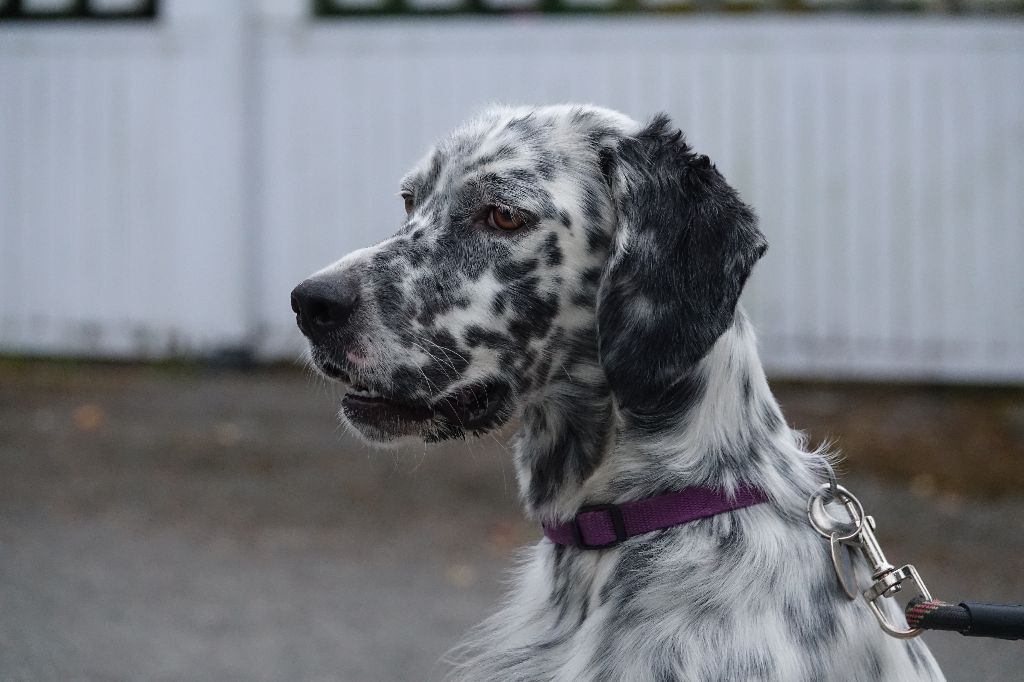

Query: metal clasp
[{"left": 807, "top": 483, "right": 932, "bottom": 639}]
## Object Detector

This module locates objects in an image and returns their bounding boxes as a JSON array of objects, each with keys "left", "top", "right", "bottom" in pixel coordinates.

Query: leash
[{"left": 806, "top": 471, "right": 1024, "bottom": 641}]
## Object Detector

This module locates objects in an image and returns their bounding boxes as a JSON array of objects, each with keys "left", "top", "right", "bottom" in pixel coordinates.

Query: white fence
[{"left": 2, "top": 2, "right": 1023, "bottom": 381}]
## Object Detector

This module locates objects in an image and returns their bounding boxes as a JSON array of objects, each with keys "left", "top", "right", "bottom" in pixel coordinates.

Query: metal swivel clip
[{"left": 807, "top": 482, "right": 933, "bottom": 639}]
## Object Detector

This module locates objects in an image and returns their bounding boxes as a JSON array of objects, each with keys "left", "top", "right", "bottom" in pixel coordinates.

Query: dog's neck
[{"left": 513, "top": 310, "right": 824, "bottom": 524}]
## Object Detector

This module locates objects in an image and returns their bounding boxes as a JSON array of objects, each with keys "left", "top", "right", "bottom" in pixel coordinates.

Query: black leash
[
  {"left": 807, "top": 474, "right": 1023, "bottom": 642},
  {"left": 906, "top": 598, "right": 1024, "bottom": 641}
]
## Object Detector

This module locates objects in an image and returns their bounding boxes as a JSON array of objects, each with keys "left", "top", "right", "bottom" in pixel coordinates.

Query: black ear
[{"left": 597, "top": 115, "right": 767, "bottom": 415}]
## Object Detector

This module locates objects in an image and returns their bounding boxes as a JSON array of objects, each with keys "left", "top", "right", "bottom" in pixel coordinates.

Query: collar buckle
[{"left": 572, "top": 503, "right": 627, "bottom": 549}]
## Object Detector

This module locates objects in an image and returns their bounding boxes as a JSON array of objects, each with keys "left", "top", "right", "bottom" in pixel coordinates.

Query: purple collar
[{"left": 542, "top": 484, "right": 769, "bottom": 550}]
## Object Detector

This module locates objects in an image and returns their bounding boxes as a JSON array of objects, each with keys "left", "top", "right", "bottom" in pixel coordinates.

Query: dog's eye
[
  {"left": 487, "top": 207, "right": 526, "bottom": 231},
  {"left": 402, "top": 192, "right": 414, "bottom": 215}
]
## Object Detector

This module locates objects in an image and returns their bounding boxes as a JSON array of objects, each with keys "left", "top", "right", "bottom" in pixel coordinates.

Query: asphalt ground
[{"left": 1, "top": 362, "right": 1021, "bottom": 681}]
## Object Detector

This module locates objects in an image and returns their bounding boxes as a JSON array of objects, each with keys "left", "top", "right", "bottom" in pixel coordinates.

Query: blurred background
[{"left": 1, "top": 0, "right": 1022, "bottom": 680}]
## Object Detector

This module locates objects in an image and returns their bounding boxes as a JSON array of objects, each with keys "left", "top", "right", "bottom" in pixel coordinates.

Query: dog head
[{"left": 292, "top": 105, "right": 766, "bottom": 446}]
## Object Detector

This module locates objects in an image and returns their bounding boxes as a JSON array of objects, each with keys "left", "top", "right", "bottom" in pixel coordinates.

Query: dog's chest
[{"left": 454, "top": 518, "right": 945, "bottom": 682}]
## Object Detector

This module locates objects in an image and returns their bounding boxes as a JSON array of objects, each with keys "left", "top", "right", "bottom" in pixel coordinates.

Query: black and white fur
[{"left": 292, "top": 105, "right": 945, "bottom": 681}]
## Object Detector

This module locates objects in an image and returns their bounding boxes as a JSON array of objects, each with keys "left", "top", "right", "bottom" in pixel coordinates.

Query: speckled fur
[{"left": 298, "top": 105, "right": 945, "bottom": 681}]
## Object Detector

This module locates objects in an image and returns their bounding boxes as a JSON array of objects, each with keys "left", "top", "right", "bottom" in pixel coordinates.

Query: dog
[{"left": 291, "top": 105, "right": 945, "bottom": 681}]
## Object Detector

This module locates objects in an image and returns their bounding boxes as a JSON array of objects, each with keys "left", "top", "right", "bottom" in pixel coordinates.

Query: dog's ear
[{"left": 597, "top": 115, "right": 767, "bottom": 415}]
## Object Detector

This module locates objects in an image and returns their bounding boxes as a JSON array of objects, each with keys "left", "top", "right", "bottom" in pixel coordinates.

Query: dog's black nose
[{"left": 290, "top": 278, "right": 359, "bottom": 340}]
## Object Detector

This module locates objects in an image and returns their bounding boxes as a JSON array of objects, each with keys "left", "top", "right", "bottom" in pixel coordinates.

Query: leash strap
[
  {"left": 907, "top": 598, "right": 1024, "bottom": 641},
  {"left": 542, "top": 484, "right": 769, "bottom": 550}
]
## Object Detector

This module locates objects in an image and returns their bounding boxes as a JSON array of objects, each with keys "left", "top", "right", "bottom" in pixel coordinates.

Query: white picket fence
[{"left": 2, "top": 1, "right": 1023, "bottom": 381}]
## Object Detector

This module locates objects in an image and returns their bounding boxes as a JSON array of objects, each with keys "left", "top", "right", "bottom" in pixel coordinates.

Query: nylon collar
[{"left": 542, "top": 484, "right": 769, "bottom": 550}]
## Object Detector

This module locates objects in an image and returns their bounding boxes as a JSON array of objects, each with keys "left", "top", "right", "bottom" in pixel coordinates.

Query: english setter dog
[{"left": 291, "top": 105, "right": 945, "bottom": 681}]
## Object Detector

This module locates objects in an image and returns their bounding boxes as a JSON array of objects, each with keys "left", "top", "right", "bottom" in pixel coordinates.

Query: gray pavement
[{"left": 0, "top": 365, "right": 1021, "bottom": 681}]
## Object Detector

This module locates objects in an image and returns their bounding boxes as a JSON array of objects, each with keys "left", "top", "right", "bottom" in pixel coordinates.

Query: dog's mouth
[
  {"left": 342, "top": 382, "right": 434, "bottom": 425},
  {"left": 321, "top": 360, "right": 510, "bottom": 442}
]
